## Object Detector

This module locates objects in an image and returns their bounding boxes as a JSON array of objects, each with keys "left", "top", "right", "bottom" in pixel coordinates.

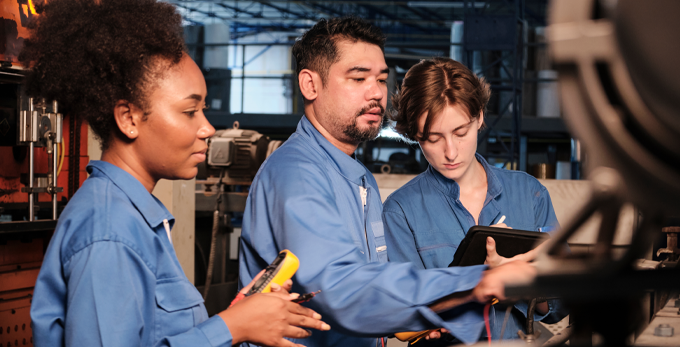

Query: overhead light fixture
[{"left": 407, "top": 1, "right": 487, "bottom": 8}]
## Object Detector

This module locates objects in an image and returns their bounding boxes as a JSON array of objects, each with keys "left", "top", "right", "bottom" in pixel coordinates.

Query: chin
[
  {"left": 437, "top": 166, "right": 463, "bottom": 181},
  {"left": 171, "top": 167, "right": 199, "bottom": 181}
]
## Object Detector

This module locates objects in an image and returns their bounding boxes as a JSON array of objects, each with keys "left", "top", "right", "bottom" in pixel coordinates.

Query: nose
[
  {"left": 197, "top": 112, "right": 216, "bottom": 139},
  {"left": 366, "top": 78, "right": 385, "bottom": 103},
  {"left": 444, "top": 137, "right": 458, "bottom": 162}
]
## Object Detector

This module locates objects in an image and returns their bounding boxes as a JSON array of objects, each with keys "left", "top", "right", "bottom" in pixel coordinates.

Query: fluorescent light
[{"left": 407, "top": 1, "right": 487, "bottom": 8}]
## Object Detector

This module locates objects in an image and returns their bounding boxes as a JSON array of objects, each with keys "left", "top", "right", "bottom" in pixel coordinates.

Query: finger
[
  {"left": 276, "top": 337, "right": 308, "bottom": 347},
  {"left": 240, "top": 269, "right": 265, "bottom": 294},
  {"left": 266, "top": 290, "right": 299, "bottom": 301},
  {"left": 288, "top": 301, "right": 323, "bottom": 320},
  {"left": 427, "top": 331, "right": 441, "bottom": 339},
  {"left": 283, "top": 326, "right": 314, "bottom": 339},
  {"left": 486, "top": 237, "right": 498, "bottom": 257},
  {"left": 441, "top": 328, "right": 449, "bottom": 334},
  {"left": 271, "top": 282, "right": 288, "bottom": 293},
  {"left": 282, "top": 279, "right": 293, "bottom": 292},
  {"left": 287, "top": 313, "right": 331, "bottom": 331}
]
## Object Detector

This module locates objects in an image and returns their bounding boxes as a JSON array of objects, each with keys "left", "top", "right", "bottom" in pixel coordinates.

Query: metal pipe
[
  {"left": 241, "top": 45, "right": 246, "bottom": 114},
  {"left": 28, "top": 99, "right": 36, "bottom": 221},
  {"left": 52, "top": 101, "right": 60, "bottom": 220},
  {"left": 52, "top": 141, "right": 58, "bottom": 219},
  {"left": 29, "top": 141, "right": 35, "bottom": 221}
]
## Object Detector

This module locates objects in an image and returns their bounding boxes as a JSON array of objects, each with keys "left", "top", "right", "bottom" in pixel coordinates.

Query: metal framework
[{"left": 171, "top": 0, "right": 554, "bottom": 172}]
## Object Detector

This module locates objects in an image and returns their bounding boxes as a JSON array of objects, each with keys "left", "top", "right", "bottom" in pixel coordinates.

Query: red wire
[
  {"left": 484, "top": 302, "right": 492, "bottom": 346},
  {"left": 381, "top": 337, "right": 385, "bottom": 347}
]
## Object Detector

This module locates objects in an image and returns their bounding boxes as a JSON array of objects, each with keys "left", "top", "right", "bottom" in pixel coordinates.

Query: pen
[{"left": 497, "top": 215, "right": 506, "bottom": 224}]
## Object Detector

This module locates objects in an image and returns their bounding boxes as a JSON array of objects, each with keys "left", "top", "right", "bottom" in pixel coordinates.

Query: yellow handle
[{"left": 395, "top": 330, "right": 437, "bottom": 344}]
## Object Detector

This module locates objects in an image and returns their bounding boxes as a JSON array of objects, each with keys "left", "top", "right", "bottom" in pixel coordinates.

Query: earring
[{"left": 130, "top": 131, "right": 134, "bottom": 134}]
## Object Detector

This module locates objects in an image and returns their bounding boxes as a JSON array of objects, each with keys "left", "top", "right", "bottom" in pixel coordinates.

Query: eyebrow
[
  {"left": 346, "top": 66, "right": 391, "bottom": 75},
  {"left": 184, "top": 94, "right": 203, "bottom": 101}
]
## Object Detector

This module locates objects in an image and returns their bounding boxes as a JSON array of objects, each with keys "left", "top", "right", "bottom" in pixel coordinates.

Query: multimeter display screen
[{"left": 247, "top": 252, "right": 286, "bottom": 295}]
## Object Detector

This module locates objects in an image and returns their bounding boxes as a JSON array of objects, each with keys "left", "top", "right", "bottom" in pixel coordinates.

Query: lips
[
  {"left": 193, "top": 148, "right": 207, "bottom": 161},
  {"left": 360, "top": 108, "right": 383, "bottom": 122},
  {"left": 443, "top": 162, "right": 461, "bottom": 169}
]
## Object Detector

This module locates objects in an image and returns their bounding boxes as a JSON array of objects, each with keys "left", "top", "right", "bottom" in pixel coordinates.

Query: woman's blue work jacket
[{"left": 383, "top": 154, "right": 567, "bottom": 342}]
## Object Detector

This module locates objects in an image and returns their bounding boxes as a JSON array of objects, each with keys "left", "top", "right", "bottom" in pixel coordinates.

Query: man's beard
[{"left": 343, "top": 103, "right": 385, "bottom": 143}]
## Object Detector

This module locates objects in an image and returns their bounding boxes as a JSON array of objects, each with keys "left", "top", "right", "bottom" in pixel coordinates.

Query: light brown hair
[{"left": 391, "top": 57, "right": 490, "bottom": 142}]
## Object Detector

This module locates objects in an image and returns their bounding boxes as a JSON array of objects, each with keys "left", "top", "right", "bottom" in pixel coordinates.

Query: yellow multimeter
[{"left": 247, "top": 249, "right": 300, "bottom": 295}]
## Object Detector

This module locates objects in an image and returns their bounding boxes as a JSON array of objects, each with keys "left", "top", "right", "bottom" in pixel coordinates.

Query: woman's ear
[
  {"left": 477, "top": 111, "right": 485, "bottom": 130},
  {"left": 113, "top": 100, "right": 142, "bottom": 139},
  {"left": 298, "top": 69, "right": 321, "bottom": 101}
]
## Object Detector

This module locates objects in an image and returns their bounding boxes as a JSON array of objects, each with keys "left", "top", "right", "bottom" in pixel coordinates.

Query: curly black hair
[
  {"left": 292, "top": 16, "right": 385, "bottom": 87},
  {"left": 19, "top": 0, "right": 185, "bottom": 150}
]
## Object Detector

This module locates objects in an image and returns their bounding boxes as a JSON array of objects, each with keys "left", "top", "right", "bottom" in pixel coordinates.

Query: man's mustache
[{"left": 355, "top": 103, "right": 385, "bottom": 118}]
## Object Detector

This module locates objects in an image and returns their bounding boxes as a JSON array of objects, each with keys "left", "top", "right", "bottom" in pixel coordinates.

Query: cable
[
  {"left": 203, "top": 169, "right": 225, "bottom": 300},
  {"left": 57, "top": 139, "right": 65, "bottom": 178},
  {"left": 484, "top": 302, "right": 492, "bottom": 346}
]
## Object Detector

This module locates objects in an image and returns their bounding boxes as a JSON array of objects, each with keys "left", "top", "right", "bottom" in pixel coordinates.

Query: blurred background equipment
[
  {"left": 2, "top": 4, "right": 89, "bottom": 345},
  {"left": 194, "top": 121, "right": 281, "bottom": 315}
]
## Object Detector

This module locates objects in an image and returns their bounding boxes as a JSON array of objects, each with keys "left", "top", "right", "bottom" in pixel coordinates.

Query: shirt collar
[
  {"left": 87, "top": 160, "right": 175, "bottom": 229},
  {"left": 425, "top": 153, "right": 503, "bottom": 200},
  {"left": 297, "top": 115, "right": 366, "bottom": 185}
]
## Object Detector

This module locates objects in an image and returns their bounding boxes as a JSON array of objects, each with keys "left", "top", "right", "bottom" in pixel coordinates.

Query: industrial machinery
[
  {"left": 506, "top": 0, "right": 680, "bottom": 346},
  {"left": 195, "top": 121, "right": 282, "bottom": 314},
  {"left": 1, "top": 3, "right": 88, "bottom": 346}
]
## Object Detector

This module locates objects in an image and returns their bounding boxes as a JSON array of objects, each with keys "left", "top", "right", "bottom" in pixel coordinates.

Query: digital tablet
[{"left": 448, "top": 226, "right": 549, "bottom": 267}]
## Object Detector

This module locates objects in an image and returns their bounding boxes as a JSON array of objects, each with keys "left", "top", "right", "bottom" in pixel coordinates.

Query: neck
[
  {"left": 455, "top": 156, "right": 487, "bottom": 192},
  {"left": 305, "top": 105, "right": 358, "bottom": 156},
  {"left": 100, "top": 140, "right": 157, "bottom": 193}
]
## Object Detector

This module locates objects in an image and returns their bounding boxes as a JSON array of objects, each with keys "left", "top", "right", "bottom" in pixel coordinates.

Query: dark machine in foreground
[{"left": 506, "top": 0, "right": 680, "bottom": 346}]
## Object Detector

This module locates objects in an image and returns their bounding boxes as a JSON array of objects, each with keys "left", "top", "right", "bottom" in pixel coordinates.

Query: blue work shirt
[
  {"left": 239, "top": 116, "right": 489, "bottom": 347},
  {"left": 382, "top": 154, "right": 565, "bottom": 341},
  {"left": 31, "top": 161, "right": 232, "bottom": 347}
]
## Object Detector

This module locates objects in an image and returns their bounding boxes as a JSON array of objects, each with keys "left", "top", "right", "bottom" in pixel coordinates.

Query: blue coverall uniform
[
  {"left": 31, "top": 161, "right": 232, "bottom": 347},
  {"left": 239, "top": 116, "right": 490, "bottom": 347}
]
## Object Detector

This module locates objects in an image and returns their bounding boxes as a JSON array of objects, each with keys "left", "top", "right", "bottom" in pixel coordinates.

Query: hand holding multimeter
[
  {"left": 231, "top": 249, "right": 321, "bottom": 306},
  {"left": 221, "top": 250, "right": 330, "bottom": 346}
]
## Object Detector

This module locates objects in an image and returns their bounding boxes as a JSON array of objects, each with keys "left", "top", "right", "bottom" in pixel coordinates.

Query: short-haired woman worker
[{"left": 383, "top": 57, "right": 565, "bottom": 343}]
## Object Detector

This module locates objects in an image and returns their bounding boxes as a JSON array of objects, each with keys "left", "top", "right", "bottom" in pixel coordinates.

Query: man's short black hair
[
  {"left": 292, "top": 17, "right": 385, "bottom": 86},
  {"left": 19, "top": 0, "right": 185, "bottom": 150}
]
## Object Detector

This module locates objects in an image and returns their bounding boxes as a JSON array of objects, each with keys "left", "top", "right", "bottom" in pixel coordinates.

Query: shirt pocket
[
  {"left": 413, "top": 228, "right": 460, "bottom": 268},
  {"left": 155, "top": 277, "right": 206, "bottom": 340},
  {"left": 371, "top": 221, "right": 388, "bottom": 263}
]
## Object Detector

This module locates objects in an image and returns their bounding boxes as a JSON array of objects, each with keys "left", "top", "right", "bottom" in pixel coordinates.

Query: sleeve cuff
[{"left": 197, "top": 316, "right": 233, "bottom": 347}]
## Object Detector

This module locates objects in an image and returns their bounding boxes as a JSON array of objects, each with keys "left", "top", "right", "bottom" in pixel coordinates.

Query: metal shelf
[{"left": 0, "top": 220, "right": 56, "bottom": 240}]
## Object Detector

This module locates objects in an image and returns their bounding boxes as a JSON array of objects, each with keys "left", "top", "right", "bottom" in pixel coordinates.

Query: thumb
[{"left": 486, "top": 236, "right": 497, "bottom": 256}]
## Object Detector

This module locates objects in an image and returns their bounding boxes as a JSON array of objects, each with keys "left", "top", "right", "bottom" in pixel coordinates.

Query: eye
[
  {"left": 455, "top": 131, "right": 469, "bottom": 137},
  {"left": 378, "top": 79, "right": 387, "bottom": 85},
  {"left": 184, "top": 110, "right": 198, "bottom": 118},
  {"left": 353, "top": 78, "right": 365, "bottom": 82},
  {"left": 426, "top": 136, "right": 441, "bottom": 144}
]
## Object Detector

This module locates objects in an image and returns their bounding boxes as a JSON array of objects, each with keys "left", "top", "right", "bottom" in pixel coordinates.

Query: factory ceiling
[{"left": 168, "top": 0, "right": 549, "bottom": 41}]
